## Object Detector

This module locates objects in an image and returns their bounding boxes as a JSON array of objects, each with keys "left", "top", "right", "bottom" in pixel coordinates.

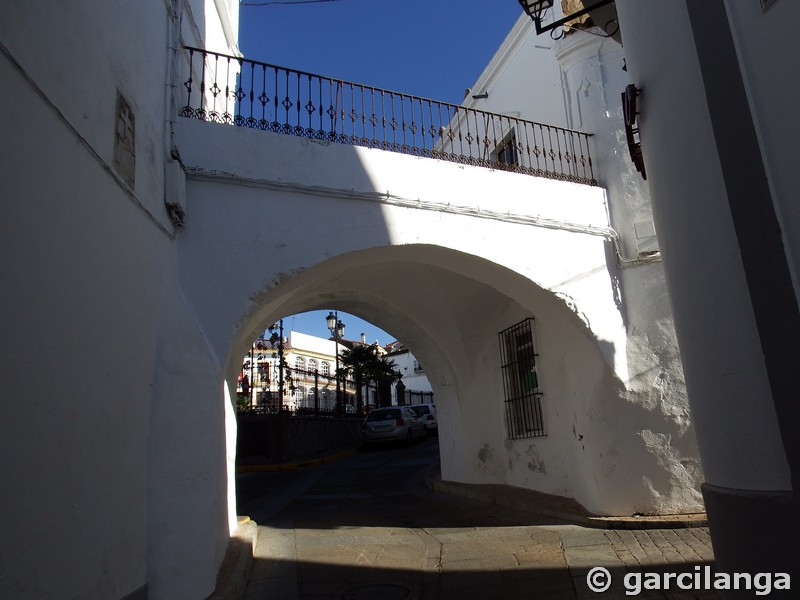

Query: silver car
[
  {"left": 409, "top": 403, "right": 438, "bottom": 434},
  {"left": 361, "top": 406, "right": 427, "bottom": 446}
]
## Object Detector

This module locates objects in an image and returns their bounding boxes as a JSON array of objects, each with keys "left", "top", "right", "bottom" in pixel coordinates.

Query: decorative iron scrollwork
[
  {"left": 179, "top": 46, "right": 599, "bottom": 187},
  {"left": 518, "top": 0, "right": 616, "bottom": 36}
]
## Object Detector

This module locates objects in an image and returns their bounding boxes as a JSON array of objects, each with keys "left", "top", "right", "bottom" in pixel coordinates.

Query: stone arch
[
  {"left": 223, "top": 243, "right": 604, "bottom": 412},
  {"left": 219, "top": 243, "right": 701, "bottom": 518}
]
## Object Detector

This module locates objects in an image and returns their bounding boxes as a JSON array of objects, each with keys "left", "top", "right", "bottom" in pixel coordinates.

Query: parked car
[
  {"left": 409, "top": 403, "right": 438, "bottom": 434},
  {"left": 362, "top": 406, "right": 427, "bottom": 446},
  {"left": 409, "top": 402, "right": 439, "bottom": 434}
]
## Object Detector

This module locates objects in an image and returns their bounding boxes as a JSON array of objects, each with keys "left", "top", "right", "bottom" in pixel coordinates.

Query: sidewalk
[{"left": 425, "top": 470, "right": 708, "bottom": 530}]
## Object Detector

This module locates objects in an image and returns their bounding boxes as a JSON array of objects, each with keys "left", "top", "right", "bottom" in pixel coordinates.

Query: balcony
[{"left": 180, "top": 47, "right": 596, "bottom": 186}]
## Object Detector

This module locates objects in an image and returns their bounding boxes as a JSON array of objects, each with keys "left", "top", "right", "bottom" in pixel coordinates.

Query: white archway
[{"left": 221, "top": 245, "right": 702, "bottom": 521}]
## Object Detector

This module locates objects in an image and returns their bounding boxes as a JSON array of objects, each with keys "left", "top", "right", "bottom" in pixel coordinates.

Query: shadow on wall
[{"left": 158, "top": 121, "right": 397, "bottom": 596}]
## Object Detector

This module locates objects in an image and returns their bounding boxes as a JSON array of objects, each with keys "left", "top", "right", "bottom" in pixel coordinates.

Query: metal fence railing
[
  {"left": 405, "top": 390, "right": 435, "bottom": 406},
  {"left": 239, "top": 365, "right": 357, "bottom": 416},
  {"left": 180, "top": 47, "right": 597, "bottom": 186}
]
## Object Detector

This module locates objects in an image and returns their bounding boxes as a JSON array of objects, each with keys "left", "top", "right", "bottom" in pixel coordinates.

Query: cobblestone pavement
[{"left": 556, "top": 525, "right": 719, "bottom": 599}]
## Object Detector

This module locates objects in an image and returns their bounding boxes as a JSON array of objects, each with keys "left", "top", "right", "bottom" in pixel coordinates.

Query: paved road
[{"left": 237, "top": 438, "right": 719, "bottom": 599}]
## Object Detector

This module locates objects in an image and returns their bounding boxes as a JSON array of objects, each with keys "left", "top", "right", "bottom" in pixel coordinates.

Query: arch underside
[{"left": 221, "top": 244, "right": 703, "bottom": 517}]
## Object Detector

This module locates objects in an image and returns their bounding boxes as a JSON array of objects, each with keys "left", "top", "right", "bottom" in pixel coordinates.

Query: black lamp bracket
[{"left": 519, "top": 0, "right": 615, "bottom": 35}]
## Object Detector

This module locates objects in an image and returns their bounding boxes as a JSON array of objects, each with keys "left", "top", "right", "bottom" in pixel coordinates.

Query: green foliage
[
  {"left": 340, "top": 345, "right": 399, "bottom": 383},
  {"left": 339, "top": 344, "right": 400, "bottom": 411},
  {"left": 236, "top": 393, "right": 251, "bottom": 412}
]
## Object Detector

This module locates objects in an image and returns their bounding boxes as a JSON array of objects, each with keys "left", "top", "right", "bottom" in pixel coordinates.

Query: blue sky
[
  {"left": 238, "top": 0, "right": 523, "bottom": 106},
  {"left": 239, "top": 1, "right": 522, "bottom": 345},
  {"left": 277, "top": 310, "right": 398, "bottom": 346}
]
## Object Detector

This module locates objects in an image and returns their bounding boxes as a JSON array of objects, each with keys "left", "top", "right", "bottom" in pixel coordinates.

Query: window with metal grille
[{"left": 498, "top": 318, "right": 545, "bottom": 439}]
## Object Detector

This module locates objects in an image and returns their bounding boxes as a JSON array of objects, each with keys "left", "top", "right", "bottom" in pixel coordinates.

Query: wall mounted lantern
[
  {"left": 622, "top": 84, "right": 646, "bottom": 180},
  {"left": 518, "top": 0, "right": 615, "bottom": 35}
]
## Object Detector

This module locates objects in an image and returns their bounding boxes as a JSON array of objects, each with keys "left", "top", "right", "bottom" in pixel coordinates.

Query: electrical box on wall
[{"left": 634, "top": 220, "right": 659, "bottom": 256}]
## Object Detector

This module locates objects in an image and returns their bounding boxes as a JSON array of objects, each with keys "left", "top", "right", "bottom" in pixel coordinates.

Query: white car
[
  {"left": 361, "top": 406, "right": 427, "bottom": 446},
  {"left": 409, "top": 403, "right": 438, "bottom": 434}
]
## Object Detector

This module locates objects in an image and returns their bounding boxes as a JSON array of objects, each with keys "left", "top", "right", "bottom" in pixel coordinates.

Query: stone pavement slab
[
  {"left": 244, "top": 520, "right": 721, "bottom": 599},
  {"left": 235, "top": 444, "right": 720, "bottom": 600}
]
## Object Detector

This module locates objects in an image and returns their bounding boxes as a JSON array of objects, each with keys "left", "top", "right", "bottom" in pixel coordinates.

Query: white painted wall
[
  {"left": 176, "top": 117, "right": 704, "bottom": 515},
  {"left": 614, "top": 0, "right": 792, "bottom": 491},
  {"left": 1, "top": 1, "right": 239, "bottom": 598},
  {"left": 1, "top": 57, "right": 160, "bottom": 596},
  {"left": 388, "top": 349, "right": 433, "bottom": 397},
  {"left": 462, "top": 15, "right": 566, "bottom": 127},
  {"left": 455, "top": 11, "right": 703, "bottom": 513},
  {"left": 287, "top": 330, "right": 337, "bottom": 357},
  {"left": 723, "top": 0, "right": 800, "bottom": 299}
]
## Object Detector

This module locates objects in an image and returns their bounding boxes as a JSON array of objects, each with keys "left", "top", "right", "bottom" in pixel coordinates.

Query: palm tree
[
  {"left": 369, "top": 355, "right": 401, "bottom": 408},
  {"left": 340, "top": 345, "right": 400, "bottom": 414},
  {"left": 339, "top": 344, "right": 375, "bottom": 415}
]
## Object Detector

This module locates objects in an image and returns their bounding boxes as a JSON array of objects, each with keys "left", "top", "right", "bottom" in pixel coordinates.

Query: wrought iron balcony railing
[{"left": 181, "top": 47, "right": 596, "bottom": 186}]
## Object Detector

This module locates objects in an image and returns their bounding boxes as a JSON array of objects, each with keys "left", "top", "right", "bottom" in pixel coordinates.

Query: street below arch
[{"left": 237, "top": 439, "right": 717, "bottom": 599}]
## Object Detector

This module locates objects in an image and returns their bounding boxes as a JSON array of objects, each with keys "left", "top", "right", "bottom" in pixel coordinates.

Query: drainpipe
[
  {"left": 166, "top": 0, "right": 182, "bottom": 158},
  {"left": 164, "top": 0, "right": 186, "bottom": 228},
  {"left": 212, "top": 0, "right": 240, "bottom": 55}
]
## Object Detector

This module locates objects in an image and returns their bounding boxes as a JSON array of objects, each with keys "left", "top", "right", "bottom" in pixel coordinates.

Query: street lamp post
[
  {"left": 268, "top": 320, "right": 285, "bottom": 412},
  {"left": 248, "top": 344, "right": 254, "bottom": 408},
  {"left": 326, "top": 311, "right": 346, "bottom": 416}
]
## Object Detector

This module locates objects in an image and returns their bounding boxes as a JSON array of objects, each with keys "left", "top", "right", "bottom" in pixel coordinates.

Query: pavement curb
[
  {"left": 214, "top": 447, "right": 359, "bottom": 598},
  {"left": 236, "top": 447, "right": 360, "bottom": 473},
  {"left": 205, "top": 517, "right": 258, "bottom": 600},
  {"left": 426, "top": 474, "right": 707, "bottom": 529}
]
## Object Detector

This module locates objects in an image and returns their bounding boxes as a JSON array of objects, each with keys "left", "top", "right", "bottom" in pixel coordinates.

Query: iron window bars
[
  {"left": 180, "top": 47, "right": 597, "bottom": 186},
  {"left": 498, "top": 318, "right": 545, "bottom": 439}
]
